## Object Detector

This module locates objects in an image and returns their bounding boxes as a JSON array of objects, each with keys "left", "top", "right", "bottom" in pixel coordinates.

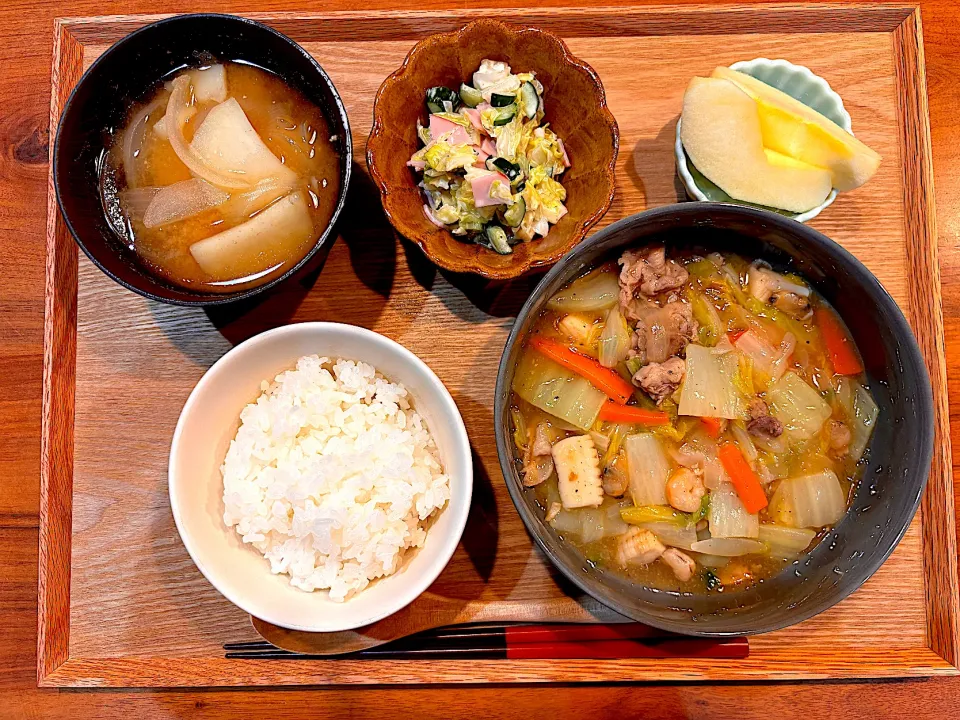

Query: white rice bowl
[{"left": 221, "top": 354, "right": 451, "bottom": 602}]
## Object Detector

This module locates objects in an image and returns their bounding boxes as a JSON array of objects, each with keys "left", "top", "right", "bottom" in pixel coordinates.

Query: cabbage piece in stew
[{"left": 509, "top": 247, "right": 878, "bottom": 593}]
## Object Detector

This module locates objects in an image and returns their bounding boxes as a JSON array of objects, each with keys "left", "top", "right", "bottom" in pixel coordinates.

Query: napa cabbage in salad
[{"left": 408, "top": 59, "right": 570, "bottom": 254}]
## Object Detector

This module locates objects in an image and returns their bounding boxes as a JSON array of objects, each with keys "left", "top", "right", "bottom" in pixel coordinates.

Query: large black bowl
[
  {"left": 54, "top": 14, "right": 352, "bottom": 306},
  {"left": 495, "top": 203, "right": 933, "bottom": 636}
]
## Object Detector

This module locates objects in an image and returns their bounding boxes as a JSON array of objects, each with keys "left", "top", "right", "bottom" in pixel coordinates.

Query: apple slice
[
  {"left": 764, "top": 147, "right": 825, "bottom": 171},
  {"left": 680, "top": 77, "right": 833, "bottom": 213},
  {"left": 712, "top": 67, "right": 881, "bottom": 191}
]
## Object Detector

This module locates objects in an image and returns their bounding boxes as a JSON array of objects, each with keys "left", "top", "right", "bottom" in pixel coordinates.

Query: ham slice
[
  {"left": 407, "top": 159, "right": 426, "bottom": 170},
  {"left": 463, "top": 108, "right": 484, "bottom": 131},
  {"left": 474, "top": 145, "right": 491, "bottom": 167},
  {"left": 429, "top": 115, "right": 472, "bottom": 145},
  {"left": 481, "top": 137, "right": 497, "bottom": 156},
  {"left": 470, "top": 171, "right": 510, "bottom": 207}
]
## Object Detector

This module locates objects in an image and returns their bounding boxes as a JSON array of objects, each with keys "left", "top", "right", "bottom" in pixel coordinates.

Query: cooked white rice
[{"left": 221, "top": 355, "right": 450, "bottom": 602}]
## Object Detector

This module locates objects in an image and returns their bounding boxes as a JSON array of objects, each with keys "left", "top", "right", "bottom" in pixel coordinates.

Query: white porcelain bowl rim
[{"left": 168, "top": 322, "right": 473, "bottom": 632}]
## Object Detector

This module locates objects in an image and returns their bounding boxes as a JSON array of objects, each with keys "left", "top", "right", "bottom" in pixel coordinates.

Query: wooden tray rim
[{"left": 38, "top": 4, "right": 959, "bottom": 688}]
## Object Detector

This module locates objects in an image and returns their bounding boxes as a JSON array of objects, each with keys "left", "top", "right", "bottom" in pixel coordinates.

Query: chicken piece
[
  {"left": 634, "top": 356, "right": 686, "bottom": 404},
  {"left": 747, "top": 398, "right": 784, "bottom": 438},
  {"left": 552, "top": 435, "right": 603, "bottom": 509},
  {"left": 661, "top": 548, "right": 697, "bottom": 582},
  {"left": 827, "top": 420, "right": 852, "bottom": 458},
  {"left": 618, "top": 246, "right": 689, "bottom": 306},
  {"left": 615, "top": 527, "right": 666, "bottom": 567},
  {"left": 665, "top": 467, "right": 706, "bottom": 513}
]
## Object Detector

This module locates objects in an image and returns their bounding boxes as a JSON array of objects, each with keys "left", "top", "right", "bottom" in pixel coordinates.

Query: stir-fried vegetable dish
[
  {"left": 408, "top": 59, "right": 570, "bottom": 254},
  {"left": 510, "top": 246, "right": 878, "bottom": 593}
]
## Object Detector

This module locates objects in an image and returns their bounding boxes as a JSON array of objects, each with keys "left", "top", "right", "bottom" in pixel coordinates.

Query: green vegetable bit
[
  {"left": 459, "top": 83, "right": 483, "bottom": 108},
  {"left": 704, "top": 569, "right": 722, "bottom": 592},
  {"left": 485, "top": 225, "right": 512, "bottom": 255}
]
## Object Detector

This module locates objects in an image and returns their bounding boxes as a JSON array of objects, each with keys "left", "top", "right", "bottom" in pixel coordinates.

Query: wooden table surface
[{"left": 2, "top": 0, "right": 960, "bottom": 716}]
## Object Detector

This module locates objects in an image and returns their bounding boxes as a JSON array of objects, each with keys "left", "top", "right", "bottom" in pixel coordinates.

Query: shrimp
[
  {"left": 665, "top": 467, "right": 706, "bottom": 513},
  {"left": 661, "top": 547, "right": 697, "bottom": 582}
]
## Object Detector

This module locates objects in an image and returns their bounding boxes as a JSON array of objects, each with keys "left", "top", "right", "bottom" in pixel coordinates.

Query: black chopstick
[{"left": 224, "top": 623, "right": 749, "bottom": 660}]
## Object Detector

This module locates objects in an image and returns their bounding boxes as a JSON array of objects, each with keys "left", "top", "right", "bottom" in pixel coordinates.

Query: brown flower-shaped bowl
[{"left": 366, "top": 19, "right": 619, "bottom": 280}]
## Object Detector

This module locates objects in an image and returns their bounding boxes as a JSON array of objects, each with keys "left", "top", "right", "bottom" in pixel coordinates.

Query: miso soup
[{"left": 100, "top": 61, "right": 341, "bottom": 293}]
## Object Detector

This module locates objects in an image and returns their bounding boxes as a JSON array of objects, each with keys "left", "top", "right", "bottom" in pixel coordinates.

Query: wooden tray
[{"left": 40, "top": 5, "right": 960, "bottom": 687}]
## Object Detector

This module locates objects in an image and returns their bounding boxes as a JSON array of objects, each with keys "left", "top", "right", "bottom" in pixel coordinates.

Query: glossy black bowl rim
[
  {"left": 494, "top": 201, "right": 934, "bottom": 636},
  {"left": 53, "top": 13, "right": 353, "bottom": 306}
]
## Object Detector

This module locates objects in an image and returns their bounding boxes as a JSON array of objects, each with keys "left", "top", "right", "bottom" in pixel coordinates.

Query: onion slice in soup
[
  {"left": 165, "top": 76, "right": 252, "bottom": 190},
  {"left": 121, "top": 97, "right": 165, "bottom": 188},
  {"left": 689, "top": 538, "right": 766, "bottom": 557},
  {"left": 219, "top": 175, "right": 299, "bottom": 226},
  {"left": 142, "top": 178, "right": 230, "bottom": 228},
  {"left": 119, "top": 187, "right": 161, "bottom": 221}
]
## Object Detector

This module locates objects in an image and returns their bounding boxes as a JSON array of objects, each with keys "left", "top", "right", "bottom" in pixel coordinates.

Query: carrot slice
[
  {"left": 718, "top": 443, "right": 768, "bottom": 514},
  {"left": 815, "top": 307, "right": 863, "bottom": 376},
  {"left": 598, "top": 401, "right": 670, "bottom": 425},
  {"left": 700, "top": 417, "right": 725, "bottom": 438},
  {"left": 529, "top": 337, "right": 635, "bottom": 404},
  {"left": 727, "top": 328, "right": 748, "bottom": 344}
]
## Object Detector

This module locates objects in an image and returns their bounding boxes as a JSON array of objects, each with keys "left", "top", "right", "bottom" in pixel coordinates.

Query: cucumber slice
[
  {"left": 489, "top": 157, "right": 521, "bottom": 182},
  {"left": 459, "top": 84, "right": 483, "bottom": 108},
  {"left": 425, "top": 86, "right": 459, "bottom": 114},
  {"left": 502, "top": 197, "right": 526, "bottom": 228},
  {"left": 493, "top": 105, "right": 517, "bottom": 126},
  {"left": 520, "top": 81, "right": 540, "bottom": 118},
  {"left": 485, "top": 225, "right": 512, "bottom": 254},
  {"left": 490, "top": 92, "right": 515, "bottom": 108}
]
